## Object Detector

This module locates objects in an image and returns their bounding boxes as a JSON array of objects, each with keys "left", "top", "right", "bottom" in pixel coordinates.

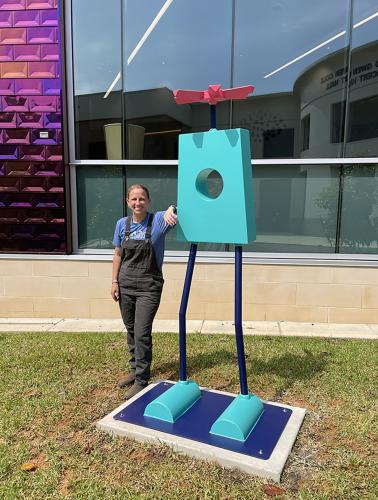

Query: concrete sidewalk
[{"left": 0, "top": 317, "right": 377, "bottom": 339}]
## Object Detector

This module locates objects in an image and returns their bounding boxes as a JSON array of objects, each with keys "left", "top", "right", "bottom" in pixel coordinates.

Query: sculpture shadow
[
  {"left": 153, "top": 348, "right": 236, "bottom": 381},
  {"left": 154, "top": 348, "right": 328, "bottom": 399},
  {"left": 249, "top": 348, "right": 329, "bottom": 398}
]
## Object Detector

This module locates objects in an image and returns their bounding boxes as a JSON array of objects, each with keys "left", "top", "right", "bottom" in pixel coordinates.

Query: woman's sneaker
[
  {"left": 125, "top": 382, "right": 147, "bottom": 400},
  {"left": 117, "top": 371, "right": 135, "bottom": 388}
]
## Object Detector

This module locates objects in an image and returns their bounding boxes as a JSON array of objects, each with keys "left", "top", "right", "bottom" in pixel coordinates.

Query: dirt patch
[
  {"left": 128, "top": 448, "right": 156, "bottom": 462},
  {"left": 55, "top": 384, "right": 120, "bottom": 433},
  {"left": 340, "top": 437, "right": 377, "bottom": 458},
  {"left": 329, "top": 398, "right": 346, "bottom": 407},
  {"left": 283, "top": 469, "right": 310, "bottom": 493},
  {"left": 208, "top": 378, "right": 232, "bottom": 391},
  {"left": 312, "top": 418, "right": 339, "bottom": 464},
  {"left": 287, "top": 398, "right": 316, "bottom": 412},
  {"left": 24, "top": 389, "right": 43, "bottom": 398},
  {"left": 58, "top": 469, "right": 74, "bottom": 496},
  {"left": 154, "top": 369, "right": 177, "bottom": 381},
  {"left": 34, "top": 451, "right": 48, "bottom": 469}
]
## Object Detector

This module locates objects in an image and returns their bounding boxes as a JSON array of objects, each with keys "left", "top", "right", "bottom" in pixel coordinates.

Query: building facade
[{"left": 0, "top": 0, "right": 378, "bottom": 323}]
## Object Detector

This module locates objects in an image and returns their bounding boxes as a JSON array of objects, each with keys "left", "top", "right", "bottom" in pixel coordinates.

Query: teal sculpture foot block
[
  {"left": 177, "top": 128, "right": 256, "bottom": 244},
  {"left": 144, "top": 380, "right": 201, "bottom": 423},
  {"left": 210, "top": 393, "right": 264, "bottom": 442}
]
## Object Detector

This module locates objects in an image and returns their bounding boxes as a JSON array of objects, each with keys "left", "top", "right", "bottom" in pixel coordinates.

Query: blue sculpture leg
[
  {"left": 235, "top": 245, "right": 248, "bottom": 395},
  {"left": 179, "top": 243, "right": 198, "bottom": 381},
  {"left": 210, "top": 246, "right": 264, "bottom": 441},
  {"left": 144, "top": 243, "right": 201, "bottom": 423}
]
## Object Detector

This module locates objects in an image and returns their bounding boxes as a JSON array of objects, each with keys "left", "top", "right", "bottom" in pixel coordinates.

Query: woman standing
[{"left": 111, "top": 184, "right": 177, "bottom": 399}]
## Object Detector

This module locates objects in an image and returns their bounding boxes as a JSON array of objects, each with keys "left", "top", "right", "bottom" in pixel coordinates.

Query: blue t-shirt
[{"left": 112, "top": 211, "right": 171, "bottom": 270}]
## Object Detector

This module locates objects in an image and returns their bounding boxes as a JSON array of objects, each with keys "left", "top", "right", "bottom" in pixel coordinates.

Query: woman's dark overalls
[{"left": 118, "top": 213, "right": 164, "bottom": 386}]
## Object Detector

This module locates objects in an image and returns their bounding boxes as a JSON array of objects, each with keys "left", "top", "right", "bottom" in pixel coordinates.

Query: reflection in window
[
  {"left": 70, "top": 0, "right": 378, "bottom": 163},
  {"left": 332, "top": 95, "right": 378, "bottom": 145},
  {"left": 348, "top": 95, "right": 378, "bottom": 142},
  {"left": 71, "top": 0, "right": 378, "bottom": 160},
  {"left": 339, "top": 165, "right": 378, "bottom": 253},
  {"left": 233, "top": 0, "right": 350, "bottom": 159},
  {"left": 77, "top": 166, "right": 124, "bottom": 249},
  {"left": 263, "top": 128, "right": 294, "bottom": 158},
  {"left": 301, "top": 114, "right": 310, "bottom": 152},
  {"left": 72, "top": 0, "right": 122, "bottom": 160},
  {"left": 331, "top": 101, "right": 346, "bottom": 143},
  {"left": 123, "top": 0, "right": 232, "bottom": 159},
  {"left": 345, "top": 0, "right": 378, "bottom": 157},
  {"left": 244, "top": 165, "right": 339, "bottom": 252}
]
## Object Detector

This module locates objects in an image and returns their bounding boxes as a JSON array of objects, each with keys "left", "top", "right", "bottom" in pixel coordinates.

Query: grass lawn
[{"left": 0, "top": 332, "right": 377, "bottom": 499}]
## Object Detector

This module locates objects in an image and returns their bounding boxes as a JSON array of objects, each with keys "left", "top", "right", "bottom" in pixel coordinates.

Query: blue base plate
[{"left": 114, "top": 382, "right": 292, "bottom": 460}]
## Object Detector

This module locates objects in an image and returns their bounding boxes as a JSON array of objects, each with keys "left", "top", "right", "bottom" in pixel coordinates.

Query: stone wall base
[{"left": 0, "top": 259, "right": 377, "bottom": 324}]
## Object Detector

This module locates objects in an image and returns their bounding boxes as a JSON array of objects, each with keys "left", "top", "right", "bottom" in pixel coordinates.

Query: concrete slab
[
  {"left": 0, "top": 317, "right": 62, "bottom": 324},
  {"left": 0, "top": 317, "right": 376, "bottom": 339},
  {"left": 245, "top": 321, "right": 280, "bottom": 336},
  {"left": 368, "top": 324, "right": 378, "bottom": 334},
  {"left": 201, "top": 321, "right": 236, "bottom": 334},
  {"left": 152, "top": 320, "right": 203, "bottom": 333},
  {"left": 48, "top": 319, "right": 125, "bottom": 332},
  {"left": 0, "top": 323, "right": 55, "bottom": 332},
  {"left": 278, "top": 322, "right": 377, "bottom": 339},
  {"left": 331, "top": 323, "right": 372, "bottom": 334},
  {"left": 279, "top": 321, "right": 332, "bottom": 337},
  {"left": 97, "top": 381, "right": 306, "bottom": 482}
]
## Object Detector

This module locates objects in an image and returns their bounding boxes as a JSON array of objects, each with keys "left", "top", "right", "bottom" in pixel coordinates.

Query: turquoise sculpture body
[{"left": 177, "top": 128, "right": 256, "bottom": 244}]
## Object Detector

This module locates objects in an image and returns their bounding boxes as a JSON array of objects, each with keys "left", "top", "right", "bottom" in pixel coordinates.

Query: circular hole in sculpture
[{"left": 195, "top": 169, "right": 224, "bottom": 199}]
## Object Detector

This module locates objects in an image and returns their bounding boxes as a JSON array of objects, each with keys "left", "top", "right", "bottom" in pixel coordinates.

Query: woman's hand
[
  {"left": 111, "top": 282, "right": 119, "bottom": 301},
  {"left": 164, "top": 205, "right": 177, "bottom": 226}
]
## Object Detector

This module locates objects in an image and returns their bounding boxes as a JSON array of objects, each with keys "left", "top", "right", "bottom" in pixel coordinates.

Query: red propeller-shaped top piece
[{"left": 173, "top": 84, "right": 254, "bottom": 105}]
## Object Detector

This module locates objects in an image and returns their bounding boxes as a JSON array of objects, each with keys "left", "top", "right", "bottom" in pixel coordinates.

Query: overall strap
[
  {"left": 145, "top": 213, "right": 154, "bottom": 241},
  {"left": 125, "top": 216, "right": 131, "bottom": 240}
]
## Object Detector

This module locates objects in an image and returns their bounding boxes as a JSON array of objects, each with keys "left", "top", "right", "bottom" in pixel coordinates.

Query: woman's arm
[
  {"left": 163, "top": 205, "right": 177, "bottom": 226},
  {"left": 111, "top": 246, "right": 121, "bottom": 301}
]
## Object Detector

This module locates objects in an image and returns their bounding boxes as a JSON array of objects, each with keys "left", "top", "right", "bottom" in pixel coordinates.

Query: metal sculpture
[{"left": 144, "top": 84, "right": 264, "bottom": 441}]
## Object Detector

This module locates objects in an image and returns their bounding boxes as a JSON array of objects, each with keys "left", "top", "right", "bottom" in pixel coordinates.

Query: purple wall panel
[
  {"left": 3, "top": 95, "right": 29, "bottom": 111},
  {"left": 0, "top": 2, "right": 27, "bottom": 10},
  {"left": 0, "top": 27, "right": 27, "bottom": 44},
  {"left": 0, "top": 12, "right": 13, "bottom": 27},
  {"left": 13, "top": 9, "right": 40, "bottom": 26},
  {"left": 0, "top": 0, "right": 64, "bottom": 252},
  {"left": 14, "top": 43, "right": 40, "bottom": 60}
]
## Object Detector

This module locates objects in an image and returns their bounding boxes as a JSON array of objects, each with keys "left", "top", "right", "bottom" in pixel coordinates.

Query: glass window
[
  {"left": 233, "top": 0, "right": 350, "bottom": 158},
  {"left": 70, "top": 0, "right": 378, "bottom": 161},
  {"left": 345, "top": 0, "right": 378, "bottom": 157},
  {"left": 71, "top": 0, "right": 233, "bottom": 160},
  {"left": 70, "top": 1, "right": 378, "bottom": 258},
  {"left": 244, "top": 164, "right": 340, "bottom": 252},
  {"left": 123, "top": 0, "right": 232, "bottom": 160},
  {"left": 72, "top": 0, "right": 122, "bottom": 160},
  {"left": 77, "top": 166, "right": 124, "bottom": 249},
  {"left": 339, "top": 165, "right": 378, "bottom": 253}
]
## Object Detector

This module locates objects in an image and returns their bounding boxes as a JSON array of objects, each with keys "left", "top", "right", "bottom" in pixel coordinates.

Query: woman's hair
[{"left": 127, "top": 184, "right": 150, "bottom": 200}]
